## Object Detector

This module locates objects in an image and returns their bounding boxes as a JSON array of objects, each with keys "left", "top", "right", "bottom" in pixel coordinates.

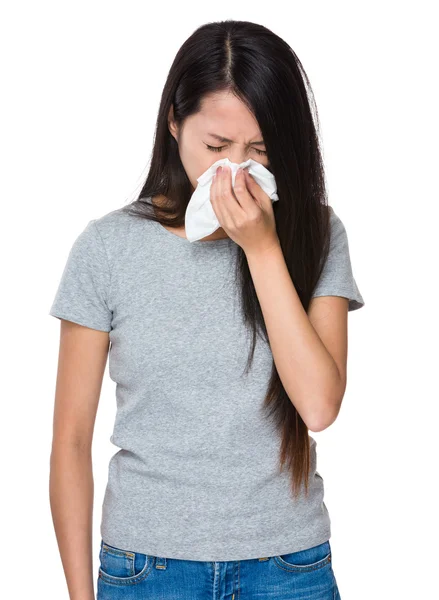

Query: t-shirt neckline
[{"left": 151, "top": 219, "right": 233, "bottom": 247}]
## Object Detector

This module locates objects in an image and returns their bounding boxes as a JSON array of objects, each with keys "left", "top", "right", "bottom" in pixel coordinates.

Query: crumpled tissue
[{"left": 185, "top": 157, "right": 279, "bottom": 242}]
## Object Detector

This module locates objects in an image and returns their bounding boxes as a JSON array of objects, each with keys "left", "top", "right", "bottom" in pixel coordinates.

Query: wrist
[{"left": 244, "top": 237, "right": 282, "bottom": 263}]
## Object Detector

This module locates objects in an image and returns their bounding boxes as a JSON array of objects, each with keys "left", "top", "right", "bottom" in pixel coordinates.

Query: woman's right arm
[{"left": 49, "top": 319, "right": 110, "bottom": 600}]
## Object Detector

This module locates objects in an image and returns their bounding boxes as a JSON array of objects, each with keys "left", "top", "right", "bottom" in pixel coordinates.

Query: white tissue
[{"left": 185, "top": 157, "right": 279, "bottom": 242}]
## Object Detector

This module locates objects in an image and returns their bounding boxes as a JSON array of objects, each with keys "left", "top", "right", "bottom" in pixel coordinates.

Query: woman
[{"left": 49, "top": 19, "right": 364, "bottom": 600}]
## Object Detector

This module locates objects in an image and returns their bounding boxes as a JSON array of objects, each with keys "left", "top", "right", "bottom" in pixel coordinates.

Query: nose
[{"left": 226, "top": 152, "right": 252, "bottom": 165}]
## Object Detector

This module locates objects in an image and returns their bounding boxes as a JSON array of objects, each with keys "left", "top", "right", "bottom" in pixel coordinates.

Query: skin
[
  {"left": 158, "top": 90, "right": 272, "bottom": 242},
  {"left": 50, "top": 89, "right": 349, "bottom": 599},
  {"left": 165, "top": 90, "right": 349, "bottom": 430},
  {"left": 49, "top": 322, "right": 109, "bottom": 600}
]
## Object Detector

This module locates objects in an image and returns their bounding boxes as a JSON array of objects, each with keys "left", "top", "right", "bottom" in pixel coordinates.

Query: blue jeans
[{"left": 97, "top": 538, "right": 341, "bottom": 599}]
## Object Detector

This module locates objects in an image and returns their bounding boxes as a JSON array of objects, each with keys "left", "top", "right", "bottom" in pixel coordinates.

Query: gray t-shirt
[{"left": 49, "top": 202, "right": 364, "bottom": 562}]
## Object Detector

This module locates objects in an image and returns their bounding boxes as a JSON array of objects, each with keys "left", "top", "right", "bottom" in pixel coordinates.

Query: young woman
[{"left": 49, "top": 20, "right": 364, "bottom": 600}]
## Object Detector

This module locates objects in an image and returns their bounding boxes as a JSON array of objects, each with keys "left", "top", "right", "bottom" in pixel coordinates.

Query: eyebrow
[{"left": 207, "top": 133, "right": 265, "bottom": 146}]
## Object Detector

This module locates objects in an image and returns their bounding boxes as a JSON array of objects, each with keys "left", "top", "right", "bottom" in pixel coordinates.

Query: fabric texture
[
  {"left": 311, "top": 207, "right": 364, "bottom": 311},
  {"left": 97, "top": 538, "right": 341, "bottom": 598},
  {"left": 49, "top": 202, "right": 364, "bottom": 562}
]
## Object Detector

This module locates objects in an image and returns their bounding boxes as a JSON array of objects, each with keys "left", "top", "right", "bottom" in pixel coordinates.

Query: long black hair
[{"left": 121, "top": 19, "right": 331, "bottom": 499}]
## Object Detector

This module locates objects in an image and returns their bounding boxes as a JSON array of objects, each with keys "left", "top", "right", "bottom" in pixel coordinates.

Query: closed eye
[{"left": 205, "top": 144, "right": 267, "bottom": 156}]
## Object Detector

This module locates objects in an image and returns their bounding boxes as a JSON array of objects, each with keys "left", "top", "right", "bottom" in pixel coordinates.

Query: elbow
[
  {"left": 307, "top": 375, "right": 346, "bottom": 432},
  {"left": 308, "top": 418, "right": 333, "bottom": 433},
  {"left": 306, "top": 399, "right": 341, "bottom": 433}
]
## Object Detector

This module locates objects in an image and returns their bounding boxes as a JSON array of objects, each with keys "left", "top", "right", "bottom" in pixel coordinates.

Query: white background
[{"left": 1, "top": 1, "right": 437, "bottom": 598}]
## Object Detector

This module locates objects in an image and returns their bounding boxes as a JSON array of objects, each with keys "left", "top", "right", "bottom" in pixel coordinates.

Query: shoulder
[
  {"left": 90, "top": 205, "right": 138, "bottom": 237},
  {"left": 328, "top": 205, "right": 345, "bottom": 231},
  {"left": 311, "top": 205, "right": 365, "bottom": 311},
  {"left": 88, "top": 204, "right": 153, "bottom": 248},
  {"left": 326, "top": 205, "right": 349, "bottom": 253}
]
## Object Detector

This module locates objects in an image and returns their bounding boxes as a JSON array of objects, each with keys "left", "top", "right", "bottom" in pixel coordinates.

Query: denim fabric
[{"left": 97, "top": 538, "right": 342, "bottom": 599}]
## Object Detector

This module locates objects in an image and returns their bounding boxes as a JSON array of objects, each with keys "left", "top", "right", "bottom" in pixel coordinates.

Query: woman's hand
[{"left": 210, "top": 164, "right": 280, "bottom": 257}]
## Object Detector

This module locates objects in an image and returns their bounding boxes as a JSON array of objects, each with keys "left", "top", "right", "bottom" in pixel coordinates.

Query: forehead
[{"left": 195, "top": 91, "right": 262, "bottom": 138}]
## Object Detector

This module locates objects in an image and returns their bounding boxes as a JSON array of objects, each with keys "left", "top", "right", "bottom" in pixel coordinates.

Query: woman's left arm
[
  {"left": 211, "top": 164, "right": 348, "bottom": 432},
  {"left": 245, "top": 243, "right": 348, "bottom": 433}
]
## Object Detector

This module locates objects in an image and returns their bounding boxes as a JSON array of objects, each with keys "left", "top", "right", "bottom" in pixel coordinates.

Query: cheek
[
  {"left": 177, "top": 149, "right": 199, "bottom": 189},
  {"left": 189, "top": 162, "right": 223, "bottom": 188},
  {"left": 178, "top": 142, "right": 223, "bottom": 189}
]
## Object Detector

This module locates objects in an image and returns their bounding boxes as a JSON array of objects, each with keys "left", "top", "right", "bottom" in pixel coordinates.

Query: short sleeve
[
  {"left": 311, "top": 206, "right": 365, "bottom": 311},
  {"left": 49, "top": 219, "right": 113, "bottom": 331}
]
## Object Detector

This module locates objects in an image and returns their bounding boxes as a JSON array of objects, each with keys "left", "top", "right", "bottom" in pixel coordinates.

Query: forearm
[
  {"left": 245, "top": 243, "right": 342, "bottom": 431},
  {"left": 49, "top": 445, "right": 95, "bottom": 600}
]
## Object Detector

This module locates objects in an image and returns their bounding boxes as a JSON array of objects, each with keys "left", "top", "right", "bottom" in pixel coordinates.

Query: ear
[{"left": 168, "top": 104, "right": 179, "bottom": 142}]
